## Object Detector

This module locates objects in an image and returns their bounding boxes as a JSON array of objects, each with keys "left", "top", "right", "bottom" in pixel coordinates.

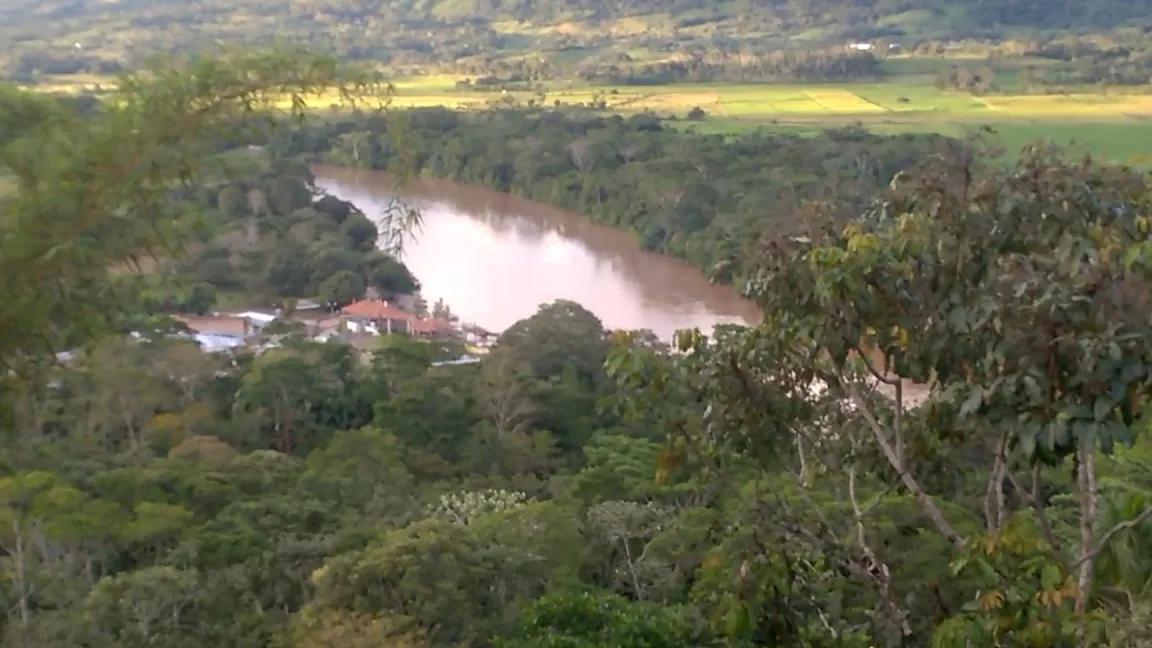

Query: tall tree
[{"left": 0, "top": 48, "right": 390, "bottom": 402}]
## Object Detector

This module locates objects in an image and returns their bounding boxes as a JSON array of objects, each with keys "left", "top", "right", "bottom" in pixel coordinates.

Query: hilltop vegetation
[
  {"left": 122, "top": 157, "right": 420, "bottom": 314},
  {"left": 4, "top": 0, "right": 1152, "bottom": 82}
]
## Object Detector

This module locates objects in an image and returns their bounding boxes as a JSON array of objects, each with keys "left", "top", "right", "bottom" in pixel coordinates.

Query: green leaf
[
  {"left": 1018, "top": 431, "right": 1037, "bottom": 460},
  {"left": 1121, "top": 359, "right": 1145, "bottom": 383},
  {"left": 959, "top": 389, "right": 983, "bottom": 418},
  {"left": 947, "top": 306, "right": 969, "bottom": 331},
  {"left": 1023, "top": 376, "right": 1043, "bottom": 402},
  {"left": 1040, "top": 565, "right": 1062, "bottom": 591},
  {"left": 1093, "top": 397, "right": 1113, "bottom": 422},
  {"left": 1111, "top": 379, "right": 1129, "bottom": 402}
]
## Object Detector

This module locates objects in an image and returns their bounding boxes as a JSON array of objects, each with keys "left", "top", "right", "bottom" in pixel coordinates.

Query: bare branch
[
  {"left": 983, "top": 430, "right": 1009, "bottom": 534},
  {"left": 850, "top": 463, "right": 911, "bottom": 637},
  {"left": 1070, "top": 503, "right": 1152, "bottom": 572},
  {"left": 1005, "top": 466, "right": 1061, "bottom": 551},
  {"left": 847, "top": 384, "right": 965, "bottom": 549},
  {"left": 849, "top": 342, "right": 900, "bottom": 386}
]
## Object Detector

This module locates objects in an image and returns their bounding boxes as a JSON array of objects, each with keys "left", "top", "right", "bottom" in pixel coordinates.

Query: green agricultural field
[
  {"left": 375, "top": 78, "right": 1152, "bottom": 165},
  {"left": 22, "top": 72, "right": 1152, "bottom": 165}
]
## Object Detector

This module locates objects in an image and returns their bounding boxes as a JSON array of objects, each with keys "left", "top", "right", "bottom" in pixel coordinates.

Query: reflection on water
[{"left": 312, "top": 166, "right": 761, "bottom": 339}]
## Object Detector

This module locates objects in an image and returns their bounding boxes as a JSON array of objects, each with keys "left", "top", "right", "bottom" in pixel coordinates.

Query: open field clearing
[
  {"left": 380, "top": 78, "right": 1152, "bottom": 122},
  {"left": 23, "top": 73, "right": 1152, "bottom": 164},
  {"left": 379, "top": 79, "right": 1152, "bottom": 164}
]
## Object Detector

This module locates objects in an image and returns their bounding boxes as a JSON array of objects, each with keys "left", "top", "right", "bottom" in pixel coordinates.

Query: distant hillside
[{"left": 3, "top": 0, "right": 1151, "bottom": 77}]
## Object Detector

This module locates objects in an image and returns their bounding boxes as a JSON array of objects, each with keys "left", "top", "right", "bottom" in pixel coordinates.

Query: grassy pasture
[
  {"left": 372, "top": 78, "right": 1152, "bottom": 164},
  {"left": 21, "top": 71, "right": 1152, "bottom": 165}
]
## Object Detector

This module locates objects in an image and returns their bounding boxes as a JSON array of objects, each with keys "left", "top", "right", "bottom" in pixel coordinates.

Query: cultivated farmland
[
  {"left": 32, "top": 72, "right": 1152, "bottom": 164},
  {"left": 377, "top": 77, "right": 1152, "bottom": 164}
]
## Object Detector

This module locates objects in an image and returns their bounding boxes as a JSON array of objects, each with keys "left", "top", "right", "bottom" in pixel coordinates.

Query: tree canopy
[
  {"left": 0, "top": 49, "right": 387, "bottom": 386},
  {"left": 5, "top": 46, "right": 1152, "bottom": 648}
]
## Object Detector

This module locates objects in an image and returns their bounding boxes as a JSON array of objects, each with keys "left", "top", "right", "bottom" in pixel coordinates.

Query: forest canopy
[{"left": 4, "top": 47, "right": 1152, "bottom": 648}]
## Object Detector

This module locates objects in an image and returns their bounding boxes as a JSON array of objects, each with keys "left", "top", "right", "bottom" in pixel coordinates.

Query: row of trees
[{"left": 574, "top": 50, "right": 883, "bottom": 85}]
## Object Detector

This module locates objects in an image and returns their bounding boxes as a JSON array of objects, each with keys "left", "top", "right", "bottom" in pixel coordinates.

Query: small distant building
[
  {"left": 294, "top": 299, "right": 322, "bottom": 312},
  {"left": 431, "top": 354, "right": 482, "bottom": 367},
  {"left": 174, "top": 315, "right": 254, "bottom": 338},
  {"left": 460, "top": 323, "right": 498, "bottom": 348},
  {"left": 233, "top": 311, "right": 278, "bottom": 329},
  {"left": 191, "top": 332, "right": 247, "bottom": 353},
  {"left": 341, "top": 299, "right": 414, "bottom": 335},
  {"left": 410, "top": 317, "right": 457, "bottom": 339},
  {"left": 849, "top": 43, "right": 874, "bottom": 51},
  {"left": 309, "top": 317, "right": 344, "bottom": 342}
]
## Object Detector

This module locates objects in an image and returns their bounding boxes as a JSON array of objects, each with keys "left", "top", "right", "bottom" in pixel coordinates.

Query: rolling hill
[{"left": 3, "top": 0, "right": 1151, "bottom": 77}]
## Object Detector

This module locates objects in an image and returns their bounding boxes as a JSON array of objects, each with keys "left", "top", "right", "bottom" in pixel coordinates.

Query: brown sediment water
[{"left": 312, "top": 166, "right": 762, "bottom": 340}]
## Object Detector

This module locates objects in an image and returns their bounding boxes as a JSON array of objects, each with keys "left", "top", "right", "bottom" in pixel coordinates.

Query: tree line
[{"left": 280, "top": 108, "right": 956, "bottom": 286}]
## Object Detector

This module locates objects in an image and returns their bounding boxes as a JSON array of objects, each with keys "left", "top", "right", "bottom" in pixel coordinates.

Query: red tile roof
[
  {"left": 173, "top": 315, "right": 250, "bottom": 337},
  {"left": 410, "top": 318, "right": 456, "bottom": 334},
  {"left": 341, "top": 300, "right": 414, "bottom": 321}
]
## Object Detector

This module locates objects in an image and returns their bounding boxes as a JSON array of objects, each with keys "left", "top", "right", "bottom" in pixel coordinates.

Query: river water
[{"left": 312, "top": 167, "right": 760, "bottom": 339}]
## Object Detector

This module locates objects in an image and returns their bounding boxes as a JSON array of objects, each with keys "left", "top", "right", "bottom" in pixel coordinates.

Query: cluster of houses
[
  {"left": 172, "top": 299, "right": 498, "bottom": 359},
  {"left": 847, "top": 42, "right": 902, "bottom": 52}
]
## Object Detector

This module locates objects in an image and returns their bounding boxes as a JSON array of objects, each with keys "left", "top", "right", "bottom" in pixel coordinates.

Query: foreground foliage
[
  {"left": 0, "top": 49, "right": 386, "bottom": 386},
  {"left": 5, "top": 49, "right": 1152, "bottom": 648}
]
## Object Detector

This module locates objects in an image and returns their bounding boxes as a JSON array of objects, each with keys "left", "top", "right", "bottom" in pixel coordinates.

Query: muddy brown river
[{"left": 312, "top": 167, "right": 761, "bottom": 339}]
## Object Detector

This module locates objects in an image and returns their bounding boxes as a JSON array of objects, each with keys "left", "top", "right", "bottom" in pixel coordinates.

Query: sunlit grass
[
  {"left": 22, "top": 73, "right": 1152, "bottom": 165},
  {"left": 372, "top": 79, "right": 1152, "bottom": 122},
  {"left": 803, "top": 89, "right": 886, "bottom": 113}
]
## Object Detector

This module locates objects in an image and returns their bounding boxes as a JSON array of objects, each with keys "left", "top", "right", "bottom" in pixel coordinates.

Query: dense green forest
[
  {"left": 8, "top": 49, "right": 1152, "bottom": 648},
  {"left": 126, "top": 158, "right": 420, "bottom": 314},
  {"left": 279, "top": 108, "right": 957, "bottom": 284},
  {"left": 5, "top": 0, "right": 1152, "bottom": 82}
]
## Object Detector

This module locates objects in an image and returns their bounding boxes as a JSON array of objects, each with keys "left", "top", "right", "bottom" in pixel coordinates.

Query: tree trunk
[
  {"left": 1075, "top": 445, "right": 1099, "bottom": 621},
  {"left": 12, "top": 519, "right": 29, "bottom": 634},
  {"left": 849, "top": 385, "right": 965, "bottom": 549}
]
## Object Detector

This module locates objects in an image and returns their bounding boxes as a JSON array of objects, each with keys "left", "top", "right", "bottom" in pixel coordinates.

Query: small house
[
  {"left": 340, "top": 299, "right": 414, "bottom": 335},
  {"left": 410, "top": 317, "right": 457, "bottom": 339},
  {"left": 233, "top": 311, "right": 278, "bottom": 330}
]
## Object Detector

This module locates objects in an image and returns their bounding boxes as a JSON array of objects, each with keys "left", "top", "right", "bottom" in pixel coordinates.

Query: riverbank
[
  {"left": 286, "top": 108, "right": 956, "bottom": 288},
  {"left": 313, "top": 167, "right": 761, "bottom": 339},
  {"left": 106, "top": 156, "right": 425, "bottom": 328}
]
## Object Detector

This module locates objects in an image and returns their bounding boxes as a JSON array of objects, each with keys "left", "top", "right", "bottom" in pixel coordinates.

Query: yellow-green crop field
[
  {"left": 372, "top": 76, "right": 1152, "bottom": 165},
  {"left": 29, "top": 73, "right": 1152, "bottom": 165}
]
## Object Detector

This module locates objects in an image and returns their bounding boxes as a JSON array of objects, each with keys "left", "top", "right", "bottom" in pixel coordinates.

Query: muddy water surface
[{"left": 312, "top": 167, "right": 761, "bottom": 339}]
